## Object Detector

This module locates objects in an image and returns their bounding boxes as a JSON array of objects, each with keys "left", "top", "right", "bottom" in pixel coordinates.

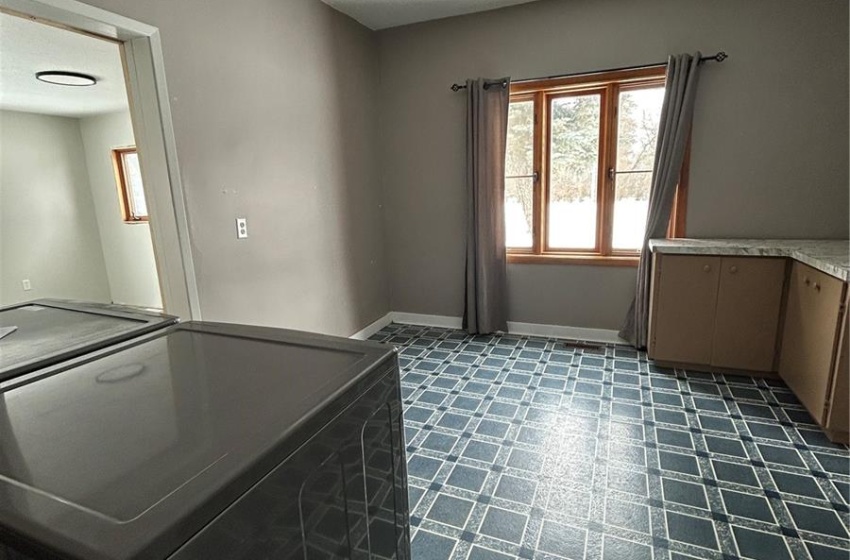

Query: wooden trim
[
  {"left": 543, "top": 87, "right": 607, "bottom": 253},
  {"left": 112, "top": 148, "right": 133, "bottom": 222},
  {"left": 510, "top": 66, "right": 666, "bottom": 95},
  {"left": 507, "top": 253, "right": 639, "bottom": 267},
  {"left": 671, "top": 135, "right": 691, "bottom": 237},
  {"left": 0, "top": 6, "right": 122, "bottom": 44},
  {"left": 599, "top": 83, "right": 616, "bottom": 256},
  {"left": 506, "top": 95, "right": 538, "bottom": 252},
  {"left": 507, "top": 65, "right": 687, "bottom": 264},
  {"left": 112, "top": 147, "right": 149, "bottom": 223},
  {"left": 510, "top": 92, "right": 535, "bottom": 104},
  {"left": 618, "top": 78, "right": 667, "bottom": 93},
  {"left": 532, "top": 91, "right": 544, "bottom": 255},
  {"left": 611, "top": 249, "right": 642, "bottom": 258},
  {"left": 540, "top": 92, "right": 549, "bottom": 252},
  {"left": 666, "top": 133, "right": 691, "bottom": 238}
]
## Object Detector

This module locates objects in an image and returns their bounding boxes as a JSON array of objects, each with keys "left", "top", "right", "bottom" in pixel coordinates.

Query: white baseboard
[
  {"left": 506, "top": 321, "right": 626, "bottom": 345},
  {"left": 349, "top": 312, "right": 393, "bottom": 340},
  {"left": 390, "top": 312, "right": 463, "bottom": 329},
  {"left": 349, "top": 310, "right": 626, "bottom": 345}
]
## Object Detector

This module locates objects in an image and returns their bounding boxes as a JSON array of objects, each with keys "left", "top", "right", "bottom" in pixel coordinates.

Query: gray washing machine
[{"left": 0, "top": 320, "right": 409, "bottom": 560}]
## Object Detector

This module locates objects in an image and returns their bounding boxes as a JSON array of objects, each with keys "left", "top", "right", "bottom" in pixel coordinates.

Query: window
[
  {"left": 505, "top": 67, "right": 688, "bottom": 265},
  {"left": 112, "top": 147, "right": 149, "bottom": 222}
]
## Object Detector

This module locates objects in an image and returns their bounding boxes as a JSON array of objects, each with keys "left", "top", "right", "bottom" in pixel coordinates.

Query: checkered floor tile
[{"left": 369, "top": 324, "right": 850, "bottom": 560}]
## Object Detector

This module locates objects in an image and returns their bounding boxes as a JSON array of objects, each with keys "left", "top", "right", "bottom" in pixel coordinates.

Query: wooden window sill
[{"left": 507, "top": 253, "right": 640, "bottom": 267}]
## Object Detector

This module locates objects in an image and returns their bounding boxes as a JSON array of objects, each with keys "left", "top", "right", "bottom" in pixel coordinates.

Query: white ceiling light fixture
[{"left": 35, "top": 70, "right": 97, "bottom": 86}]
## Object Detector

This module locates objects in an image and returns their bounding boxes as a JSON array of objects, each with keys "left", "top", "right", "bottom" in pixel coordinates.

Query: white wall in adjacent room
[
  {"left": 0, "top": 110, "right": 111, "bottom": 306},
  {"left": 79, "top": 110, "right": 162, "bottom": 309}
]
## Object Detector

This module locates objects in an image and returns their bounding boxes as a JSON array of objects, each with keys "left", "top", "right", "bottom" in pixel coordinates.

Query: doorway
[
  {"left": 0, "top": 0, "right": 199, "bottom": 319},
  {"left": 0, "top": 11, "right": 162, "bottom": 310}
]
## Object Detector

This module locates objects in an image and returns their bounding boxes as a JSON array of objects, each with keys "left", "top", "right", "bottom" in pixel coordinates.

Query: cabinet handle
[
  {"left": 804, "top": 277, "right": 811, "bottom": 286},
  {"left": 729, "top": 265, "right": 738, "bottom": 274},
  {"left": 703, "top": 265, "right": 711, "bottom": 272},
  {"left": 814, "top": 283, "right": 821, "bottom": 292}
]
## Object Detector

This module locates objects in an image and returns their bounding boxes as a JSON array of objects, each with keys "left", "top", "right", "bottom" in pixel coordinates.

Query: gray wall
[
  {"left": 0, "top": 110, "right": 111, "bottom": 306},
  {"left": 79, "top": 111, "right": 162, "bottom": 309},
  {"left": 378, "top": 0, "right": 850, "bottom": 329},
  {"left": 84, "top": 0, "right": 388, "bottom": 336}
]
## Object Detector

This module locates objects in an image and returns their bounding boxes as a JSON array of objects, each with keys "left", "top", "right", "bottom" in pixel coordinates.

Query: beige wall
[
  {"left": 378, "top": 0, "right": 850, "bottom": 329},
  {"left": 82, "top": 0, "right": 389, "bottom": 336},
  {"left": 0, "top": 110, "right": 111, "bottom": 306},
  {"left": 79, "top": 111, "right": 162, "bottom": 309}
]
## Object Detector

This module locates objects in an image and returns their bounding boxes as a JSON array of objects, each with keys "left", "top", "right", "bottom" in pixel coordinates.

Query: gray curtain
[
  {"left": 620, "top": 53, "right": 703, "bottom": 348},
  {"left": 463, "top": 77, "right": 510, "bottom": 334}
]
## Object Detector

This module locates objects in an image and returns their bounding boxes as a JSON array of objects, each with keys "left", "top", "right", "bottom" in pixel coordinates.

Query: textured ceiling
[
  {"left": 321, "top": 0, "right": 542, "bottom": 30},
  {"left": 0, "top": 13, "right": 128, "bottom": 118}
]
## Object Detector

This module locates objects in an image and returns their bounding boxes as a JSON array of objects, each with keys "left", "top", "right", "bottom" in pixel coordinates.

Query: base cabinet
[
  {"left": 779, "top": 262, "right": 848, "bottom": 442},
  {"left": 648, "top": 254, "right": 785, "bottom": 372},
  {"left": 649, "top": 252, "right": 849, "bottom": 444}
]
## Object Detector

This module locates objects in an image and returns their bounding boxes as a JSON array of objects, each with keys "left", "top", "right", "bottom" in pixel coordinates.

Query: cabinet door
[
  {"left": 711, "top": 257, "right": 786, "bottom": 371},
  {"left": 779, "top": 263, "right": 845, "bottom": 423},
  {"left": 825, "top": 288, "right": 849, "bottom": 439},
  {"left": 649, "top": 254, "right": 721, "bottom": 365}
]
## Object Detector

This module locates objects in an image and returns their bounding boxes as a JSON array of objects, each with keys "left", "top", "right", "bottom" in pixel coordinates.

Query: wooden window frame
[
  {"left": 112, "top": 147, "right": 149, "bottom": 223},
  {"left": 506, "top": 66, "right": 688, "bottom": 267}
]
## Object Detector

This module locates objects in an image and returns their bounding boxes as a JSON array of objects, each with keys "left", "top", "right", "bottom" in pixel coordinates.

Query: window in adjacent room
[
  {"left": 112, "top": 147, "right": 149, "bottom": 223},
  {"left": 504, "top": 66, "right": 688, "bottom": 265}
]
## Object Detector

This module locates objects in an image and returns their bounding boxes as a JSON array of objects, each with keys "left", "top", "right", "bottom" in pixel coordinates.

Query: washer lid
[{"left": 0, "top": 299, "right": 177, "bottom": 382}]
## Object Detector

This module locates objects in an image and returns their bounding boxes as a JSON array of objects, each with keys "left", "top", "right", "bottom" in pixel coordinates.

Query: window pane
[
  {"left": 612, "top": 171, "right": 651, "bottom": 251},
  {"left": 617, "top": 87, "right": 664, "bottom": 172},
  {"left": 548, "top": 94, "right": 600, "bottom": 250},
  {"left": 123, "top": 152, "right": 148, "bottom": 218},
  {"left": 505, "top": 177, "right": 533, "bottom": 248},
  {"left": 505, "top": 100, "right": 533, "bottom": 177}
]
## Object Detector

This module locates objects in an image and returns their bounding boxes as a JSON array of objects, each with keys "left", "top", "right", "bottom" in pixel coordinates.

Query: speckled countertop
[{"left": 648, "top": 239, "right": 850, "bottom": 282}]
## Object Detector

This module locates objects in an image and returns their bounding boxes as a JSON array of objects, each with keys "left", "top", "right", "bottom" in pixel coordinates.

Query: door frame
[{"left": 0, "top": 0, "right": 201, "bottom": 320}]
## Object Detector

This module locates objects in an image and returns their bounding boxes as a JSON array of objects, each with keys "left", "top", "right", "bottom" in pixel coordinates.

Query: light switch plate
[
  {"left": 21, "top": 279, "right": 31, "bottom": 291},
  {"left": 236, "top": 218, "right": 248, "bottom": 239}
]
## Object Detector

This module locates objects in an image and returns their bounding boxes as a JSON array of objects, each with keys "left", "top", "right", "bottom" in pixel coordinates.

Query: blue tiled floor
[{"left": 369, "top": 324, "right": 850, "bottom": 560}]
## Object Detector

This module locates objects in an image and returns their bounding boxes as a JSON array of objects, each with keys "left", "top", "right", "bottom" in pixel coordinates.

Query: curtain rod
[{"left": 450, "top": 51, "right": 728, "bottom": 92}]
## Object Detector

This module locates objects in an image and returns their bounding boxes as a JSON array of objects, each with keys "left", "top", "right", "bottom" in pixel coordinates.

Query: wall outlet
[
  {"left": 236, "top": 218, "right": 248, "bottom": 239},
  {"left": 21, "top": 279, "right": 32, "bottom": 291}
]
